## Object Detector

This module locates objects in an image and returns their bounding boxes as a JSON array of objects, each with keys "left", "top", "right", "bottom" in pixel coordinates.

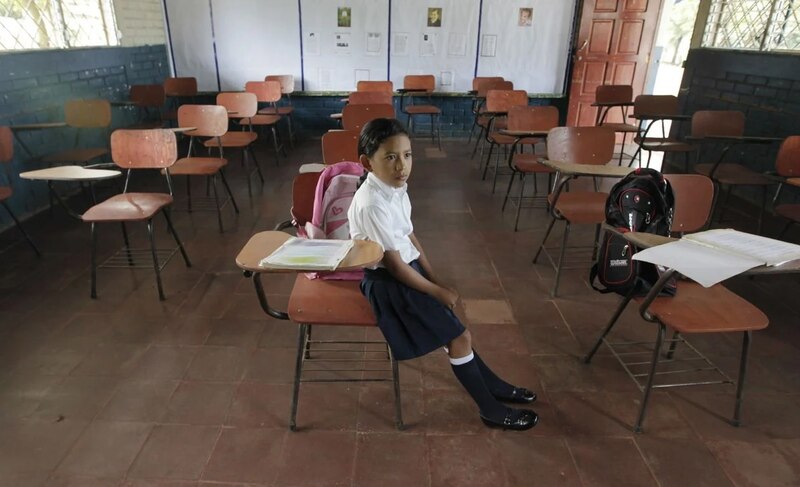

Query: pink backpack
[{"left": 304, "top": 161, "right": 365, "bottom": 280}]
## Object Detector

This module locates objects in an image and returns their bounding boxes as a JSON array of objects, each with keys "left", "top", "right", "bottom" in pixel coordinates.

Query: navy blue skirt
[{"left": 361, "top": 260, "right": 466, "bottom": 361}]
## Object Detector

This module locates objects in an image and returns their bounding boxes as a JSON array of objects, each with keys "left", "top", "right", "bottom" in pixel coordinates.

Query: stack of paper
[
  {"left": 632, "top": 229, "right": 800, "bottom": 287},
  {"left": 259, "top": 237, "right": 354, "bottom": 271}
]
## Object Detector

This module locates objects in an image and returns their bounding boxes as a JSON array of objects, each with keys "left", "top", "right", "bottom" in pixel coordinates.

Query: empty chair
[
  {"left": 82, "top": 129, "right": 192, "bottom": 300},
  {"left": 41, "top": 99, "right": 111, "bottom": 166},
  {"left": 501, "top": 106, "right": 560, "bottom": 231},
  {"left": 0, "top": 126, "right": 40, "bottom": 255},
  {"left": 467, "top": 76, "right": 504, "bottom": 143},
  {"left": 480, "top": 89, "right": 529, "bottom": 189},
  {"left": 322, "top": 130, "right": 359, "bottom": 165},
  {"left": 342, "top": 104, "right": 395, "bottom": 132},
  {"left": 242, "top": 81, "right": 285, "bottom": 165},
  {"left": 770, "top": 136, "right": 800, "bottom": 238},
  {"left": 330, "top": 91, "right": 394, "bottom": 122},
  {"left": 173, "top": 105, "right": 239, "bottom": 232},
  {"left": 584, "top": 174, "right": 769, "bottom": 432},
  {"left": 129, "top": 84, "right": 166, "bottom": 128},
  {"left": 532, "top": 126, "right": 616, "bottom": 297},
  {"left": 163, "top": 77, "right": 198, "bottom": 123},
  {"left": 471, "top": 80, "right": 514, "bottom": 159},
  {"left": 261, "top": 75, "right": 297, "bottom": 149},
  {"left": 400, "top": 75, "right": 441, "bottom": 149},
  {"left": 631, "top": 95, "right": 695, "bottom": 170},
  {"left": 595, "top": 85, "right": 639, "bottom": 165},
  {"left": 208, "top": 92, "right": 265, "bottom": 194},
  {"left": 356, "top": 80, "right": 394, "bottom": 93}
]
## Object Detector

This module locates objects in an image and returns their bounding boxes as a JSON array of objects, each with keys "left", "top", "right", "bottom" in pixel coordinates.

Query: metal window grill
[
  {"left": 0, "top": 0, "right": 118, "bottom": 51},
  {"left": 702, "top": 0, "right": 800, "bottom": 51}
]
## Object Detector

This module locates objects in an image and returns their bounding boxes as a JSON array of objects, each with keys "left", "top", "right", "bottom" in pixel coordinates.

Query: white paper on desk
[
  {"left": 632, "top": 240, "right": 763, "bottom": 288},
  {"left": 260, "top": 237, "right": 354, "bottom": 271},
  {"left": 685, "top": 229, "right": 800, "bottom": 266}
]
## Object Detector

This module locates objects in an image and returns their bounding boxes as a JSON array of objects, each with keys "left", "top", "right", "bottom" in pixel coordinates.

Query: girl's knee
[{"left": 448, "top": 330, "right": 472, "bottom": 357}]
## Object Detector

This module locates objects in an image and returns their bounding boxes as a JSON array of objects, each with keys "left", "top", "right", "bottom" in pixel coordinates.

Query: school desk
[{"left": 20, "top": 165, "right": 122, "bottom": 219}]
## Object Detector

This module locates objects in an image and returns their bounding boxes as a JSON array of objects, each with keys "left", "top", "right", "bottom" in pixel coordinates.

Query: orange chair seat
[
  {"left": 258, "top": 106, "right": 294, "bottom": 115},
  {"left": 644, "top": 281, "right": 768, "bottom": 334},
  {"left": 488, "top": 133, "right": 540, "bottom": 145},
  {"left": 775, "top": 203, "right": 800, "bottom": 223},
  {"left": 239, "top": 115, "right": 281, "bottom": 126},
  {"left": 634, "top": 137, "right": 694, "bottom": 152},
  {"left": 513, "top": 154, "right": 553, "bottom": 173},
  {"left": 404, "top": 105, "right": 440, "bottom": 115},
  {"left": 288, "top": 276, "right": 376, "bottom": 326},
  {"left": 170, "top": 157, "right": 227, "bottom": 176},
  {"left": 203, "top": 131, "right": 258, "bottom": 148},
  {"left": 42, "top": 148, "right": 108, "bottom": 164},
  {"left": 551, "top": 191, "right": 607, "bottom": 224},
  {"left": 601, "top": 122, "right": 638, "bottom": 133},
  {"left": 0, "top": 186, "right": 11, "bottom": 201},
  {"left": 694, "top": 163, "right": 773, "bottom": 185},
  {"left": 82, "top": 193, "right": 173, "bottom": 222}
]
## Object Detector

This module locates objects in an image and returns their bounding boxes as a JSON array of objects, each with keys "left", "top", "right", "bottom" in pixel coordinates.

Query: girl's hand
[{"left": 435, "top": 286, "right": 459, "bottom": 310}]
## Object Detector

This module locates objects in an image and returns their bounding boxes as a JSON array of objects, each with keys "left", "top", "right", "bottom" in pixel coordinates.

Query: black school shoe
[
  {"left": 480, "top": 408, "right": 538, "bottom": 431},
  {"left": 494, "top": 387, "right": 537, "bottom": 404}
]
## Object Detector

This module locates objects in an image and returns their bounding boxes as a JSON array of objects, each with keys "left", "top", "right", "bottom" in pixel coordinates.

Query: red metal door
[{"left": 567, "top": 0, "right": 663, "bottom": 127}]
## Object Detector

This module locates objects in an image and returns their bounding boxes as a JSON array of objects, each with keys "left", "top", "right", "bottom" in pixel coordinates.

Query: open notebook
[
  {"left": 259, "top": 237, "right": 354, "bottom": 271},
  {"left": 632, "top": 229, "right": 800, "bottom": 287}
]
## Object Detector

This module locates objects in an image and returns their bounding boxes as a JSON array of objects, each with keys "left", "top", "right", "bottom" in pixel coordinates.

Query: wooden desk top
[
  {"left": 541, "top": 159, "right": 632, "bottom": 178},
  {"left": 631, "top": 113, "right": 691, "bottom": 121},
  {"left": 236, "top": 231, "right": 383, "bottom": 273},
  {"left": 498, "top": 129, "right": 549, "bottom": 137},
  {"left": 10, "top": 122, "right": 68, "bottom": 131},
  {"left": 786, "top": 178, "right": 800, "bottom": 188},
  {"left": 169, "top": 127, "right": 197, "bottom": 133},
  {"left": 20, "top": 166, "right": 121, "bottom": 182},
  {"left": 592, "top": 101, "right": 634, "bottom": 107}
]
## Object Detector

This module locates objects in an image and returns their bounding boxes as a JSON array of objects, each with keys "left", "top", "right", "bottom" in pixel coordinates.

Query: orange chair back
[
  {"left": 130, "top": 84, "right": 166, "bottom": 108},
  {"left": 65, "top": 99, "right": 111, "bottom": 128},
  {"left": 507, "top": 106, "right": 559, "bottom": 132},
  {"left": 486, "top": 90, "right": 528, "bottom": 113},
  {"left": 322, "top": 130, "right": 360, "bottom": 165},
  {"left": 217, "top": 92, "right": 258, "bottom": 118},
  {"left": 595, "top": 85, "right": 633, "bottom": 104},
  {"left": 472, "top": 76, "right": 503, "bottom": 91},
  {"left": 0, "top": 126, "right": 12, "bottom": 163},
  {"left": 164, "top": 77, "right": 198, "bottom": 97},
  {"left": 177, "top": 105, "right": 228, "bottom": 137},
  {"left": 547, "top": 126, "right": 615, "bottom": 166},
  {"left": 265, "top": 74, "right": 294, "bottom": 94},
  {"left": 404, "top": 75, "right": 435, "bottom": 91},
  {"left": 292, "top": 171, "right": 322, "bottom": 226},
  {"left": 477, "top": 80, "right": 512, "bottom": 97},
  {"left": 342, "top": 104, "right": 395, "bottom": 132},
  {"left": 775, "top": 136, "right": 800, "bottom": 177},
  {"left": 110, "top": 129, "right": 177, "bottom": 169},
  {"left": 633, "top": 95, "right": 679, "bottom": 117},
  {"left": 348, "top": 91, "right": 393, "bottom": 105},
  {"left": 357, "top": 80, "right": 393, "bottom": 93},
  {"left": 245, "top": 81, "right": 282, "bottom": 104},
  {"left": 667, "top": 174, "right": 715, "bottom": 234},
  {"left": 691, "top": 110, "right": 745, "bottom": 138}
]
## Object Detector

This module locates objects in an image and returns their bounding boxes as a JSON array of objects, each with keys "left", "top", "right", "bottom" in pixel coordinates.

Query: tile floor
[{"left": 1, "top": 135, "right": 800, "bottom": 487}]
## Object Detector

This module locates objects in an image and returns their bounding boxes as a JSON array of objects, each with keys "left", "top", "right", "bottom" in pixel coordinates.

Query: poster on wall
[
  {"left": 427, "top": 7, "right": 442, "bottom": 27},
  {"left": 337, "top": 7, "right": 351, "bottom": 27},
  {"left": 335, "top": 33, "right": 352, "bottom": 54},
  {"left": 518, "top": 7, "right": 533, "bottom": 26},
  {"left": 366, "top": 32, "right": 382, "bottom": 55}
]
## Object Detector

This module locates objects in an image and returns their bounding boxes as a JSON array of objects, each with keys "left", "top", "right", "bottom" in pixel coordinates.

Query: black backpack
[{"left": 590, "top": 168, "right": 676, "bottom": 297}]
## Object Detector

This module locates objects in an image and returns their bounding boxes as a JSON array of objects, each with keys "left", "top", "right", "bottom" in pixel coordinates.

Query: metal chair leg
[
  {"left": 90, "top": 222, "right": 98, "bottom": 298},
  {"left": 120, "top": 222, "right": 133, "bottom": 266},
  {"left": 146, "top": 218, "right": 166, "bottom": 301},
  {"left": 584, "top": 292, "right": 635, "bottom": 363},
  {"left": 2, "top": 201, "right": 41, "bottom": 256},
  {"left": 271, "top": 126, "right": 281, "bottom": 166},
  {"left": 514, "top": 174, "right": 527, "bottom": 232},
  {"left": 390, "top": 348, "right": 405, "bottom": 430},
  {"left": 163, "top": 209, "right": 192, "bottom": 267},
  {"left": 551, "top": 222, "right": 571, "bottom": 297},
  {"left": 502, "top": 171, "right": 516, "bottom": 212},
  {"left": 250, "top": 145, "right": 265, "bottom": 183},
  {"left": 290, "top": 323, "right": 309, "bottom": 431},
  {"left": 533, "top": 217, "right": 557, "bottom": 264},
  {"left": 186, "top": 175, "right": 193, "bottom": 212},
  {"left": 732, "top": 331, "right": 752, "bottom": 426},
  {"left": 211, "top": 174, "right": 223, "bottom": 233},
  {"left": 481, "top": 142, "right": 495, "bottom": 180},
  {"left": 219, "top": 170, "right": 239, "bottom": 214},
  {"left": 634, "top": 322, "right": 666, "bottom": 433}
]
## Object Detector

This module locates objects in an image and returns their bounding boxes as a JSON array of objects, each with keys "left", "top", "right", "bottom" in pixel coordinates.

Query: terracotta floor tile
[
  {"left": 353, "top": 433, "right": 429, "bottom": 487},
  {"left": 469, "top": 323, "right": 529, "bottom": 354},
  {"left": 98, "top": 380, "right": 179, "bottom": 422},
  {"left": 69, "top": 343, "right": 149, "bottom": 377},
  {"left": 427, "top": 434, "right": 505, "bottom": 487},
  {"left": 462, "top": 299, "right": 516, "bottom": 325},
  {"left": 225, "top": 382, "right": 293, "bottom": 429},
  {"left": 55, "top": 420, "right": 152, "bottom": 478},
  {"left": 183, "top": 347, "right": 248, "bottom": 382},
  {"left": 45, "top": 478, "right": 123, "bottom": 486},
  {"left": 0, "top": 374, "right": 64, "bottom": 420},
  {"left": 201, "top": 427, "right": 285, "bottom": 484},
  {"left": 273, "top": 430, "right": 357, "bottom": 487},
  {"left": 635, "top": 437, "right": 735, "bottom": 487},
  {"left": 357, "top": 386, "right": 423, "bottom": 433},
  {"left": 203, "top": 318, "right": 264, "bottom": 348},
  {"left": 127, "top": 346, "right": 198, "bottom": 380},
  {"left": 293, "top": 383, "right": 360, "bottom": 431},
  {"left": 706, "top": 440, "right": 800, "bottom": 487},
  {"left": 0, "top": 418, "right": 88, "bottom": 475},
  {"left": 33, "top": 376, "right": 119, "bottom": 421},
  {"left": 128, "top": 424, "right": 220, "bottom": 480},
  {"left": 568, "top": 437, "right": 658, "bottom": 487},
  {"left": 494, "top": 436, "right": 583, "bottom": 487},
  {"left": 163, "top": 382, "right": 236, "bottom": 425},
  {"left": 244, "top": 349, "right": 297, "bottom": 384}
]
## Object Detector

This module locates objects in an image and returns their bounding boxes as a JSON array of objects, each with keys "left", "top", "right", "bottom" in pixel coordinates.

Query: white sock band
[
  {"left": 449, "top": 351, "right": 474, "bottom": 366},
  {"left": 443, "top": 346, "right": 449, "bottom": 354}
]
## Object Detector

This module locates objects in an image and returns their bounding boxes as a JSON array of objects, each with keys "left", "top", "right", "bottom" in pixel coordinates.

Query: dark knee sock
[
  {"left": 450, "top": 352, "right": 507, "bottom": 419},
  {"left": 473, "top": 350, "right": 515, "bottom": 396}
]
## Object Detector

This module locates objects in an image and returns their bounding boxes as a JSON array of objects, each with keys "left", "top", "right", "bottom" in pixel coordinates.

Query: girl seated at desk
[{"left": 348, "top": 118, "right": 538, "bottom": 430}]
